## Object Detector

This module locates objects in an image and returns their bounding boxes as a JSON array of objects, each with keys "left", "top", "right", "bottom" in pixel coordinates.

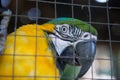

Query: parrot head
[{"left": 41, "top": 17, "right": 98, "bottom": 78}]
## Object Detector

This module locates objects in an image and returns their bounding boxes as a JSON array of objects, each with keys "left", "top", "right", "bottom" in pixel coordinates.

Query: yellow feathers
[{"left": 0, "top": 24, "right": 59, "bottom": 80}]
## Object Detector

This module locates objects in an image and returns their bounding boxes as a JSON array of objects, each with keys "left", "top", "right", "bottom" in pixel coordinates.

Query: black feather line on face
[{"left": 55, "top": 24, "right": 82, "bottom": 42}]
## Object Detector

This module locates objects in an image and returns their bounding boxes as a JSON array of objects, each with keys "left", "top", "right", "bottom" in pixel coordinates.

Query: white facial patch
[
  {"left": 49, "top": 34, "right": 72, "bottom": 56},
  {"left": 49, "top": 30, "right": 97, "bottom": 56}
]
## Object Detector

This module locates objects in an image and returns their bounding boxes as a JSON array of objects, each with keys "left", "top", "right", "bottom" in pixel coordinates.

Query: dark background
[{"left": 5, "top": 0, "right": 120, "bottom": 41}]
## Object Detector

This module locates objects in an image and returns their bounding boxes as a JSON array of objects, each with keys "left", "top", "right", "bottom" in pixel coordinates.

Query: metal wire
[
  {"left": 106, "top": 2, "right": 113, "bottom": 80},
  {"left": 54, "top": 0, "right": 58, "bottom": 80},
  {"left": 28, "top": 0, "right": 120, "bottom": 9},
  {"left": 88, "top": 0, "right": 94, "bottom": 80},
  {"left": 12, "top": 0, "right": 18, "bottom": 79}
]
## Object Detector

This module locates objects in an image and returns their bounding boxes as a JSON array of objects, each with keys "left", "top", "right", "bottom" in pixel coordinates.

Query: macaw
[{"left": 0, "top": 9, "right": 98, "bottom": 80}]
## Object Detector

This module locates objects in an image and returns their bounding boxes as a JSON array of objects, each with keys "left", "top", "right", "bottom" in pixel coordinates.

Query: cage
[{"left": 0, "top": 0, "right": 120, "bottom": 80}]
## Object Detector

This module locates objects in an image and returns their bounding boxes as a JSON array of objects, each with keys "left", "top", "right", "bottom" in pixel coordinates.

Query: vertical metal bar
[
  {"left": 71, "top": 0, "right": 74, "bottom": 18},
  {"left": 54, "top": 0, "right": 57, "bottom": 18},
  {"left": 71, "top": 0, "right": 75, "bottom": 80},
  {"left": 54, "top": 0, "right": 57, "bottom": 80},
  {"left": 106, "top": 2, "right": 113, "bottom": 80},
  {"left": 88, "top": 0, "right": 94, "bottom": 80},
  {"left": 34, "top": 0, "right": 39, "bottom": 80},
  {"left": 12, "top": 0, "right": 18, "bottom": 79}
]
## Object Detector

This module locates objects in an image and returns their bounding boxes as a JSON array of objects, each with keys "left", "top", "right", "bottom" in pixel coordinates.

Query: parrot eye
[
  {"left": 55, "top": 24, "right": 69, "bottom": 33},
  {"left": 61, "top": 26, "right": 68, "bottom": 33}
]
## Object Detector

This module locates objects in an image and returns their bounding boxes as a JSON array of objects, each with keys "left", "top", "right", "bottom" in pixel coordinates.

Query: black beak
[
  {"left": 76, "top": 41, "right": 96, "bottom": 78},
  {"left": 57, "top": 40, "right": 96, "bottom": 78}
]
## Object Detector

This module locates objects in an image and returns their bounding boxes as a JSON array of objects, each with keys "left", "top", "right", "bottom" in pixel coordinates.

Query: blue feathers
[
  {"left": 50, "top": 17, "right": 76, "bottom": 22},
  {"left": 54, "top": 17, "right": 72, "bottom": 21}
]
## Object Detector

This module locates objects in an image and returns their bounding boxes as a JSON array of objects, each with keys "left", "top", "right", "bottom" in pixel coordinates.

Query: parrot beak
[
  {"left": 60, "top": 41, "right": 96, "bottom": 65},
  {"left": 76, "top": 41, "right": 96, "bottom": 65},
  {"left": 40, "top": 24, "right": 55, "bottom": 33},
  {"left": 59, "top": 40, "right": 96, "bottom": 77},
  {"left": 76, "top": 41, "right": 96, "bottom": 77}
]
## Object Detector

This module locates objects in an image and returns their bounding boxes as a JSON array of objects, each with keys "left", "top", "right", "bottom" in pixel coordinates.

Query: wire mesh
[{"left": 0, "top": 0, "right": 120, "bottom": 80}]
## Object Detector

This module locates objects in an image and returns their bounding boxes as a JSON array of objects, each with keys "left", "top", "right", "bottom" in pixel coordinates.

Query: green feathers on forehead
[{"left": 47, "top": 17, "right": 98, "bottom": 35}]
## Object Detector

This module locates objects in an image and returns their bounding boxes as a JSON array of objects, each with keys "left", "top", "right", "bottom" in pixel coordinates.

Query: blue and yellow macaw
[{"left": 0, "top": 8, "right": 98, "bottom": 80}]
